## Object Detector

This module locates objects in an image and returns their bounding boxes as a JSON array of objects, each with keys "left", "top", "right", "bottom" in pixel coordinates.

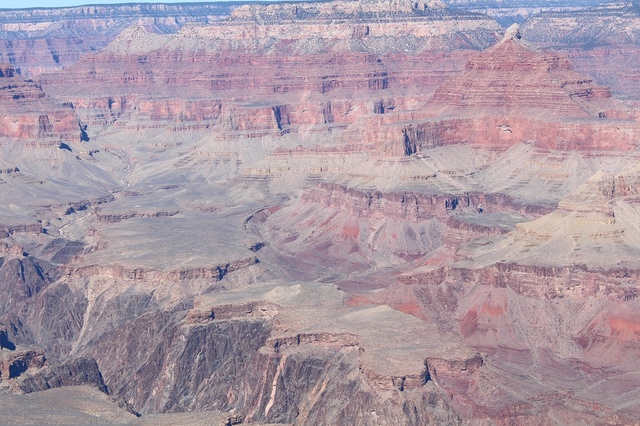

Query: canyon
[{"left": 1, "top": 0, "right": 640, "bottom": 425}]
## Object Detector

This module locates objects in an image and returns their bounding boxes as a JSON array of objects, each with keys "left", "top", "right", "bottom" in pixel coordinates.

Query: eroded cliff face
[
  {"left": 0, "top": 230, "right": 467, "bottom": 424},
  {"left": 80, "top": 305, "right": 462, "bottom": 425},
  {"left": 521, "top": 2, "right": 640, "bottom": 100},
  {"left": 0, "top": 63, "right": 81, "bottom": 142},
  {"left": 34, "top": 2, "right": 500, "bottom": 143},
  {"left": 351, "top": 25, "right": 640, "bottom": 155},
  {"left": 0, "top": 3, "right": 237, "bottom": 77},
  {"left": 1, "top": 1, "right": 640, "bottom": 425}
]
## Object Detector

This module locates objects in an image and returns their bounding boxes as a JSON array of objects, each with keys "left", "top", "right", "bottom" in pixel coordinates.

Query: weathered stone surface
[
  {"left": 17, "top": 358, "right": 107, "bottom": 394},
  {"left": 0, "top": 1, "right": 639, "bottom": 425},
  {"left": 0, "top": 256, "right": 59, "bottom": 316},
  {"left": 354, "top": 26, "right": 640, "bottom": 155},
  {"left": 0, "top": 63, "right": 81, "bottom": 142},
  {"left": 0, "top": 348, "right": 46, "bottom": 381}
]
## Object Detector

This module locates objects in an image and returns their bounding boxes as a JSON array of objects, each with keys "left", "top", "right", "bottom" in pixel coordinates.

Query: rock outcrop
[
  {"left": 0, "top": 63, "right": 82, "bottom": 142},
  {"left": 0, "top": 348, "right": 46, "bottom": 381},
  {"left": 0, "top": 325, "right": 11, "bottom": 350},
  {"left": 0, "top": 3, "right": 238, "bottom": 77},
  {"left": 0, "top": 1, "right": 640, "bottom": 425},
  {"left": 17, "top": 358, "right": 108, "bottom": 394},
  {"left": 353, "top": 24, "right": 640, "bottom": 155}
]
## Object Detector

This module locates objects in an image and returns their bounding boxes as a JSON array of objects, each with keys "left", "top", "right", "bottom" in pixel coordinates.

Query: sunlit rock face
[
  {"left": 0, "top": 3, "right": 239, "bottom": 77},
  {"left": 355, "top": 25, "right": 640, "bottom": 155},
  {"left": 0, "top": 1, "right": 640, "bottom": 425},
  {"left": 0, "top": 63, "right": 81, "bottom": 142}
]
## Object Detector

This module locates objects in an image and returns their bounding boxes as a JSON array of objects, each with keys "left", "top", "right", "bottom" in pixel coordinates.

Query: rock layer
[
  {"left": 0, "top": 3, "right": 238, "bottom": 77},
  {"left": 0, "top": 63, "right": 81, "bottom": 142},
  {"left": 0, "top": 1, "right": 640, "bottom": 425},
  {"left": 354, "top": 25, "right": 640, "bottom": 155}
]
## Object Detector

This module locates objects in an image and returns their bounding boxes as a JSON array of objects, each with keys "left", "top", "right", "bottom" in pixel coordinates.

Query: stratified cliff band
[{"left": 0, "top": 1, "right": 640, "bottom": 425}]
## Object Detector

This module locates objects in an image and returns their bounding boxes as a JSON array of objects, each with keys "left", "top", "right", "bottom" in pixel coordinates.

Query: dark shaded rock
[
  {"left": 224, "top": 415, "right": 243, "bottom": 426},
  {"left": 0, "top": 348, "right": 46, "bottom": 380},
  {"left": 0, "top": 257, "right": 58, "bottom": 314},
  {"left": 0, "top": 315, "right": 31, "bottom": 349},
  {"left": 82, "top": 289, "right": 155, "bottom": 344},
  {"left": 30, "top": 282, "right": 88, "bottom": 357},
  {"left": 17, "top": 357, "right": 107, "bottom": 394},
  {"left": 248, "top": 242, "right": 265, "bottom": 252},
  {"left": 0, "top": 262, "right": 87, "bottom": 358},
  {"left": 40, "top": 238, "right": 84, "bottom": 264},
  {"left": 89, "top": 311, "right": 272, "bottom": 414},
  {"left": 0, "top": 324, "right": 14, "bottom": 350},
  {"left": 84, "top": 306, "right": 462, "bottom": 424}
]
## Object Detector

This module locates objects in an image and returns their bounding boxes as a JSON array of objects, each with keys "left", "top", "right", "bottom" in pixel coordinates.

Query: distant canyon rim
[{"left": 1, "top": 0, "right": 640, "bottom": 425}]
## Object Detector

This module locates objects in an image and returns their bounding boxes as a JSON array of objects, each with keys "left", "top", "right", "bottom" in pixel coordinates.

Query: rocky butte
[
  {"left": 355, "top": 24, "right": 640, "bottom": 155},
  {"left": 0, "top": 0, "right": 639, "bottom": 425}
]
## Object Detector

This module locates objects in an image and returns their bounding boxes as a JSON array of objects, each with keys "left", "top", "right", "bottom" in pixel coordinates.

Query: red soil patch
[
  {"left": 342, "top": 225, "right": 360, "bottom": 238},
  {"left": 479, "top": 301, "right": 505, "bottom": 318},
  {"left": 460, "top": 309, "right": 479, "bottom": 338},
  {"left": 345, "top": 294, "right": 372, "bottom": 307},
  {"left": 607, "top": 316, "right": 640, "bottom": 340},
  {"left": 390, "top": 301, "right": 421, "bottom": 317},
  {"left": 422, "top": 247, "right": 456, "bottom": 266},
  {"left": 460, "top": 301, "right": 506, "bottom": 338}
]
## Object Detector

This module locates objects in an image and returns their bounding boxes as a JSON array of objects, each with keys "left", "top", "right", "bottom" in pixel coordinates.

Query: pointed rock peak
[
  {"left": 465, "top": 23, "right": 569, "bottom": 73},
  {"left": 581, "top": 170, "right": 615, "bottom": 196},
  {"left": 104, "top": 24, "right": 167, "bottom": 54},
  {"left": 503, "top": 23, "right": 521, "bottom": 41},
  {"left": 503, "top": 28, "right": 527, "bottom": 47},
  {"left": 481, "top": 22, "right": 540, "bottom": 56},
  {"left": 105, "top": 25, "right": 148, "bottom": 48},
  {"left": 575, "top": 170, "right": 615, "bottom": 196},
  {"left": 119, "top": 24, "right": 150, "bottom": 40}
]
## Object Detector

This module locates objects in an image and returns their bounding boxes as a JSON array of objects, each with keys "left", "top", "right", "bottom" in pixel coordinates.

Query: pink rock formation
[
  {"left": 35, "top": 7, "right": 499, "bottom": 138},
  {"left": 0, "top": 63, "right": 81, "bottom": 142},
  {"left": 353, "top": 25, "right": 640, "bottom": 155},
  {"left": 1, "top": 3, "right": 640, "bottom": 426}
]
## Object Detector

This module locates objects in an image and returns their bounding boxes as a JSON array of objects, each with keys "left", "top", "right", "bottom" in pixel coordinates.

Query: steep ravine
[{"left": 0, "top": 230, "right": 464, "bottom": 424}]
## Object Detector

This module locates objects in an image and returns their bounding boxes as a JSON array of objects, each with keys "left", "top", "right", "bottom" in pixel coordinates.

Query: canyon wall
[
  {"left": 0, "top": 3, "right": 236, "bottom": 77},
  {"left": 0, "top": 1, "right": 640, "bottom": 425}
]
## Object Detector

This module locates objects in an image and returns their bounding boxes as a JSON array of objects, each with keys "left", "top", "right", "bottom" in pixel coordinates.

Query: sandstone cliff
[
  {"left": 351, "top": 25, "right": 640, "bottom": 155},
  {"left": 0, "top": 1, "right": 639, "bottom": 425},
  {"left": 0, "top": 63, "right": 81, "bottom": 142},
  {"left": 0, "top": 3, "right": 237, "bottom": 77},
  {"left": 35, "top": 2, "right": 500, "bottom": 140}
]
